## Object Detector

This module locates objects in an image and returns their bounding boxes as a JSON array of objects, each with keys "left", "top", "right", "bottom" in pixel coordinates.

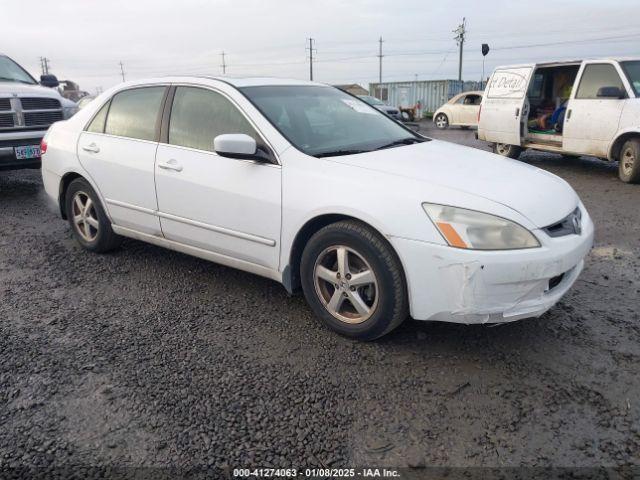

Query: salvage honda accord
[{"left": 41, "top": 77, "right": 594, "bottom": 340}]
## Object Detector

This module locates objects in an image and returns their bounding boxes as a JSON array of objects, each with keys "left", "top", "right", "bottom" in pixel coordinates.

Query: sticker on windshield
[{"left": 341, "top": 99, "right": 377, "bottom": 114}]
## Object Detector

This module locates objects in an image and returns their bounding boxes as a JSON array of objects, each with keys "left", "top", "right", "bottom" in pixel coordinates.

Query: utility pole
[
  {"left": 119, "top": 61, "right": 126, "bottom": 82},
  {"left": 221, "top": 51, "right": 227, "bottom": 75},
  {"left": 306, "top": 38, "right": 316, "bottom": 81},
  {"left": 377, "top": 36, "right": 384, "bottom": 86},
  {"left": 40, "top": 57, "right": 50, "bottom": 75},
  {"left": 453, "top": 17, "right": 466, "bottom": 81}
]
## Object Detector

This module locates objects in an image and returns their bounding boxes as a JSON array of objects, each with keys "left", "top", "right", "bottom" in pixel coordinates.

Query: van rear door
[{"left": 478, "top": 65, "right": 534, "bottom": 146}]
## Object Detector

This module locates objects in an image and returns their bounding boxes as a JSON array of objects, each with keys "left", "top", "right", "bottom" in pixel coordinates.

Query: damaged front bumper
[{"left": 390, "top": 213, "right": 594, "bottom": 324}]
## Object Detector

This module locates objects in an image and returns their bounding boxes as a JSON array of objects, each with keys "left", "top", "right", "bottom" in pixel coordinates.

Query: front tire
[
  {"left": 300, "top": 220, "right": 408, "bottom": 341},
  {"left": 618, "top": 139, "right": 640, "bottom": 184},
  {"left": 493, "top": 143, "right": 523, "bottom": 159},
  {"left": 65, "top": 178, "right": 122, "bottom": 253},
  {"left": 434, "top": 113, "right": 449, "bottom": 129}
]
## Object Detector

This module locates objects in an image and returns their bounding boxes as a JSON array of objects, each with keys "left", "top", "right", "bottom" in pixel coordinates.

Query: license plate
[{"left": 14, "top": 145, "right": 41, "bottom": 160}]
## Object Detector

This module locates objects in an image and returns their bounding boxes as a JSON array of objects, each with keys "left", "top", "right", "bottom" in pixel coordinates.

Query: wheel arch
[
  {"left": 58, "top": 170, "right": 111, "bottom": 222},
  {"left": 608, "top": 130, "right": 640, "bottom": 161},
  {"left": 283, "top": 213, "right": 407, "bottom": 295},
  {"left": 58, "top": 171, "right": 84, "bottom": 219},
  {"left": 434, "top": 110, "right": 449, "bottom": 121}
]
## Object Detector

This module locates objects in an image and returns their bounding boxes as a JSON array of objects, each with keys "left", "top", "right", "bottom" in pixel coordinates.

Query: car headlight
[
  {"left": 62, "top": 105, "right": 79, "bottom": 119},
  {"left": 422, "top": 203, "right": 540, "bottom": 250}
]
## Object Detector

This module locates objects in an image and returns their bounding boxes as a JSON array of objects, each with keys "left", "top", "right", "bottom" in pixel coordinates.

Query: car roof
[
  {"left": 494, "top": 57, "right": 640, "bottom": 70},
  {"left": 117, "top": 75, "right": 330, "bottom": 89}
]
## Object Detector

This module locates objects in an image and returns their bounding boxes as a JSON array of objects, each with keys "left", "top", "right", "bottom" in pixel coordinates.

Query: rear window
[
  {"left": 104, "top": 87, "right": 166, "bottom": 141},
  {"left": 487, "top": 68, "right": 532, "bottom": 99}
]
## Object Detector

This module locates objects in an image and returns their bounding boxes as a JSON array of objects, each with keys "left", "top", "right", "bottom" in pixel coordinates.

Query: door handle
[
  {"left": 82, "top": 143, "right": 100, "bottom": 153},
  {"left": 158, "top": 160, "right": 183, "bottom": 172},
  {"left": 566, "top": 109, "right": 572, "bottom": 120}
]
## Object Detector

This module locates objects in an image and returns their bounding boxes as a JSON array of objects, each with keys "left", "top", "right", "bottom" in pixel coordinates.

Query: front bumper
[
  {"left": 0, "top": 131, "right": 45, "bottom": 171},
  {"left": 390, "top": 212, "right": 594, "bottom": 324}
]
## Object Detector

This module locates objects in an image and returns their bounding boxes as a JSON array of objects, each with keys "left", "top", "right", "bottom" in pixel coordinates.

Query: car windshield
[
  {"left": 241, "top": 86, "right": 424, "bottom": 157},
  {"left": 0, "top": 56, "right": 36, "bottom": 85},
  {"left": 358, "top": 95, "right": 384, "bottom": 106},
  {"left": 621, "top": 61, "right": 640, "bottom": 96}
]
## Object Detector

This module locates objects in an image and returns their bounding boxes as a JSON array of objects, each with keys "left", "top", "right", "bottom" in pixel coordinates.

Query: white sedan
[
  {"left": 41, "top": 77, "right": 593, "bottom": 340},
  {"left": 433, "top": 90, "right": 483, "bottom": 129}
]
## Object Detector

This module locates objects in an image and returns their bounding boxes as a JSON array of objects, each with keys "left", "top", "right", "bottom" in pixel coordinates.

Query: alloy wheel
[
  {"left": 436, "top": 115, "right": 447, "bottom": 128},
  {"left": 621, "top": 146, "right": 635, "bottom": 177},
  {"left": 71, "top": 191, "right": 99, "bottom": 242},
  {"left": 313, "top": 245, "right": 378, "bottom": 324}
]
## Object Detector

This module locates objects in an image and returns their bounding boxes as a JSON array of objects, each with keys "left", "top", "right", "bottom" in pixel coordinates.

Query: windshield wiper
[
  {"left": 315, "top": 149, "right": 369, "bottom": 158},
  {"left": 375, "top": 137, "right": 425, "bottom": 151}
]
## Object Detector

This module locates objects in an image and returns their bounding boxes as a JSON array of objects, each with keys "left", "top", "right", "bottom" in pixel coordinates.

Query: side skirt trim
[
  {"left": 105, "top": 198, "right": 276, "bottom": 247},
  {"left": 111, "top": 225, "right": 283, "bottom": 284}
]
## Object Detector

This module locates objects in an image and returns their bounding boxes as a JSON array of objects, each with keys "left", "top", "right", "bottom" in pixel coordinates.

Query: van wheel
[
  {"left": 493, "top": 143, "right": 522, "bottom": 159},
  {"left": 618, "top": 139, "right": 640, "bottom": 184},
  {"left": 434, "top": 113, "right": 449, "bottom": 129},
  {"left": 300, "top": 220, "right": 408, "bottom": 341},
  {"left": 65, "top": 178, "right": 122, "bottom": 253}
]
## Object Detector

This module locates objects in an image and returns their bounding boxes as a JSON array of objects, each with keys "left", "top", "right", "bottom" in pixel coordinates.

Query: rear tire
[
  {"left": 618, "top": 139, "right": 640, "bottom": 184},
  {"left": 65, "top": 178, "right": 122, "bottom": 253},
  {"left": 434, "top": 113, "right": 449, "bottom": 129},
  {"left": 300, "top": 220, "right": 408, "bottom": 341},
  {"left": 493, "top": 143, "right": 523, "bottom": 159}
]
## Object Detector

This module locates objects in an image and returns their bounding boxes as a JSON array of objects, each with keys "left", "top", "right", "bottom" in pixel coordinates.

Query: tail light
[
  {"left": 40, "top": 138, "right": 48, "bottom": 155},
  {"left": 477, "top": 104, "right": 482, "bottom": 123}
]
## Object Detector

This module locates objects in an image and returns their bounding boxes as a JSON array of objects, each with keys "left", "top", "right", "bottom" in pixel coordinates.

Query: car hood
[
  {"left": 0, "top": 81, "right": 62, "bottom": 98},
  {"left": 326, "top": 139, "right": 578, "bottom": 228}
]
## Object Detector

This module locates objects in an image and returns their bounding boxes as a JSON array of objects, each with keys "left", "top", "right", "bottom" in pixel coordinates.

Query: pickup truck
[
  {"left": 1, "top": 53, "right": 78, "bottom": 171},
  {"left": 478, "top": 58, "right": 640, "bottom": 183}
]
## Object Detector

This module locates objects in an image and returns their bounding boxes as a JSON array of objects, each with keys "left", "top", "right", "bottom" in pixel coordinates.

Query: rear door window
[
  {"left": 104, "top": 87, "right": 166, "bottom": 141},
  {"left": 168, "top": 86, "right": 258, "bottom": 152},
  {"left": 576, "top": 64, "right": 624, "bottom": 99}
]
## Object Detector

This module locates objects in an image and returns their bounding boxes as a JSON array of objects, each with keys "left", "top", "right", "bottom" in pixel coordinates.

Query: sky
[{"left": 2, "top": 0, "right": 639, "bottom": 94}]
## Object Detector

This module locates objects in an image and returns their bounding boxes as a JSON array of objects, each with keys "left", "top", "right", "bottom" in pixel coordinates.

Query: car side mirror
[
  {"left": 213, "top": 134, "right": 275, "bottom": 163},
  {"left": 597, "top": 86, "right": 625, "bottom": 99},
  {"left": 40, "top": 74, "right": 59, "bottom": 88}
]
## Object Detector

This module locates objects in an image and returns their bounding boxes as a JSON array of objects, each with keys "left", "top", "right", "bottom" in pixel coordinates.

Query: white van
[{"left": 478, "top": 58, "right": 640, "bottom": 183}]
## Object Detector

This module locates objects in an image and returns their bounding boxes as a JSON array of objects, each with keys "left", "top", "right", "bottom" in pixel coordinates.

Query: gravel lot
[{"left": 1, "top": 122, "right": 639, "bottom": 475}]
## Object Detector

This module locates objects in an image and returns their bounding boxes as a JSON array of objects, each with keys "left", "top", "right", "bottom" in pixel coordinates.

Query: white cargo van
[{"left": 478, "top": 58, "right": 640, "bottom": 183}]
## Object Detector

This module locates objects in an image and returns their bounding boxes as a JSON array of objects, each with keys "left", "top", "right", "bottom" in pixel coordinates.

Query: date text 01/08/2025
[{"left": 232, "top": 467, "right": 401, "bottom": 477}]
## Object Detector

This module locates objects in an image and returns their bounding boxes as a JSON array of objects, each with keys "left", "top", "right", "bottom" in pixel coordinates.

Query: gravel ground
[{"left": 1, "top": 122, "right": 639, "bottom": 476}]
